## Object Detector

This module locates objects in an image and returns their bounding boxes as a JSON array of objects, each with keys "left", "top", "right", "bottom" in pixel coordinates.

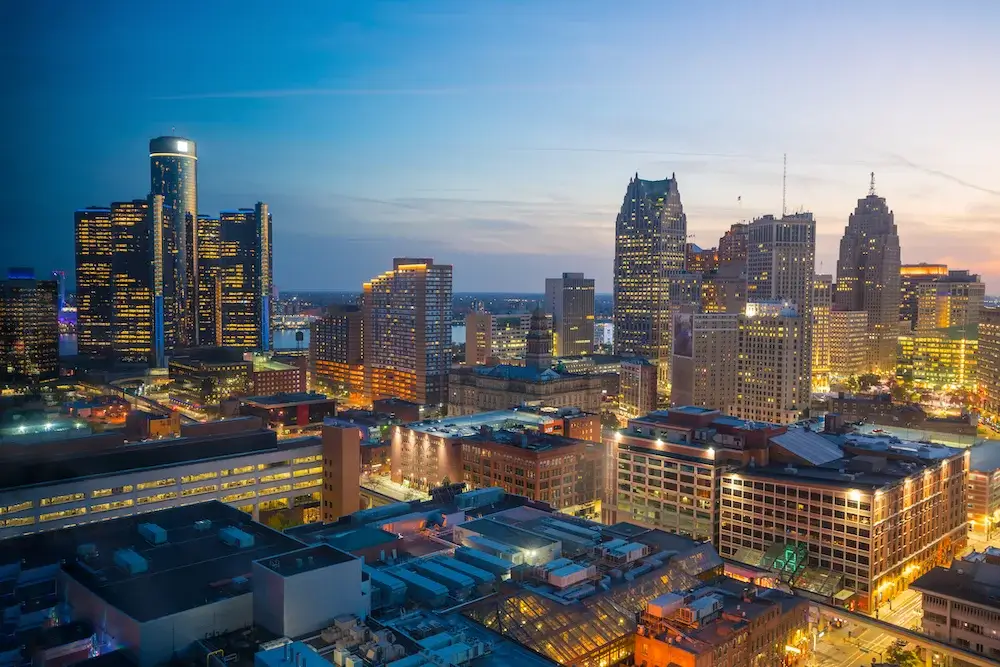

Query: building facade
[
  {"left": 829, "top": 309, "right": 869, "bottom": 378},
  {"left": 913, "top": 559, "right": 1000, "bottom": 663},
  {"left": 979, "top": 308, "right": 1000, "bottom": 420},
  {"left": 219, "top": 204, "right": 273, "bottom": 351},
  {"left": 718, "top": 222, "right": 748, "bottom": 269},
  {"left": 448, "top": 365, "right": 603, "bottom": 416},
  {"left": 812, "top": 274, "right": 832, "bottom": 391},
  {"left": 545, "top": 272, "right": 595, "bottom": 357},
  {"left": 196, "top": 213, "right": 222, "bottom": 345},
  {"left": 897, "top": 329, "right": 978, "bottom": 391},
  {"left": 899, "top": 263, "right": 948, "bottom": 329},
  {"left": 0, "top": 268, "right": 59, "bottom": 384},
  {"left": 310, "top": 305, "right": 364, "bottom": 404},
  {"left": 363, "top": 258, "right": 453, "bottom": 406},
  {"left": 110, "top": 198, "right": 158, "bottom": 364},
  {"left": 732, "top": 303, "right": 806, "bottom": 425},
  {"left": 149, "top": 136, "right": 198, "bottom": 346},
  {"left": 968, "top": 444, "right": 1000, "bottom": 540},
  {"left": 833, "top": 180, "right": 901, "bottom": 374},
  {"left": 914, "top": 269, "right": 985, "bottom": 336},
  {"left": 670, "top": 310, "right": 739, "bottom": 412},
  {"left": 620, "top": 358, "right": 658, "bottom": 419},
  {"left": 465, "top": 311, "right": 493, "bottom": 365},
  {"left": 74, "top": 207, "right": 113, "bottom": 358},
  {"left": 613, "top": 174, "right": 687, "bottom": 385}
]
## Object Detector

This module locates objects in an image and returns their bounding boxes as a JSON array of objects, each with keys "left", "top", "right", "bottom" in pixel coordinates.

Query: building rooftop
[
  {"left": 838, "top": 433, "right": 962, "bottom": 461},
  {"left": 252, "top": 357, "right": 297, "bottom": 372},
  {"left": 770, "top": 430, "right": 844, "bottom": 466},
  {"left": 255, "top": 544, "right": 355, "bottom": 576},
  {"left": 471, "top": 364, "right": 565, "bottom": 382},
  {"left": 5, "top": 502, "right": 306, "bottom": 622},
  {"left": 241, "top": 392, "right": 331, "bottom": 407},
  {"left": 461, "top": 429, "right": 584, "bottom": 453},
  {"left": 911, "top": 560, "right": 1000, "bottom": 611},
  {"left": 402, "top": 409, "right": 559, "bottom": 438},
  {"left": 460, "top": 518, "right": 559, "bottom": 550},
  {"left": 969, "top": 442, "right": 1000, "bottom": 472}
]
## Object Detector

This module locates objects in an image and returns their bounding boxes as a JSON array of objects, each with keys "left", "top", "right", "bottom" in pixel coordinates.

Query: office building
[
  {"left": 670, "top": 310, "right": 739, "bottom": 412},
  {"left": 0, "top": 268, "right": 59, "bottom": 383},
  {"left": 913, "top": 559, "right": 1000, "bottom": 662},
  {"left": 196, "top": 213, "right": 222, "bottom": 345},
  {"left": 968, "top": 444, "right": 1000, "bottom": 540},
  {"left": 364, "top": 258, "right": 453, "bottom": 406},
  {"left": 321, "top": 422, "right": 361, "bottom": 522},
  {"left": 238, "top": 392, "right": 337, "bottom": 429},
  {"left": 812, "top": 275, "right": 832, "bottom": 390},
  {"left": 545, "top": 272, "right": 595, "bottom": 357},
  {"left": 110, "top": 198, "right": 159, "bottom": 364},
  {"left": 914, "top": 269, "right": 985, "bottom": 336},
  {"left": 900, "top": 263, "right": 948, "bottom": 329},
  {"left": 635, "top": 578, "right": 810, "bottom": 667},
  {"left": 746, "top": 214, "right": 815, "bottom": 407},
  {"left": 685, "top": 243, "right": 718, "bottom": 273},
  {"left": 829, "top": 309, "right": 869, "bottom": 377},
  {"left": 448, "top": 361, "right": 602, "bottom": 416},
  {"left": 613, "top": 174, "right": 687, "bottom": 384},
  {"left": 310, "top": 305, "right": 364, "bottom": 403},
  {"left": 465, "top": 311, "right": 493, "bottom": 365},
  {"left": 732, "top": 302, "right": 806, "bottom": 425},
  {"left": 979, "top": 308, "right": 1000, "bottom": 420},
  {"left": 720, "top": 434, "right": 968, "bottom": 612},
  {"left": 74, "top": 206, "right": 113, "bottom": 357},
  {"left": 834, "top": 178, "right": 901, "bottom": 373},
  {"left": 149, "top": 135, "right": 198, "bottom": 346},
  {"left": 464, "top": 312, "right": 541, "bottom": 365},
  {"left": 219, "top": 204, "right": 273, "bottom": 351},
  {"left": 718, "top": 222, "right": 748, "bottom": 268},
  {"left": 620, "top": 358, "right": 658, "bottom": 419},
  {"left": 700, "top": 268, "right": 747, "bottom": 314},
  {"left": 897, "top": 328, "right": 978, "bottom": 391}
]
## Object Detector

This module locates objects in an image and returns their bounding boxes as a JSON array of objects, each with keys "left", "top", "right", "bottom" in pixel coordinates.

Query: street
[{"left": 812, "top": 589, "right": 923, "bottom": 667}]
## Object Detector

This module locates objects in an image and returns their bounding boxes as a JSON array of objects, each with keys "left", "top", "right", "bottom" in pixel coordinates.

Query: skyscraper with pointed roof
[{"left": 834, "top": 174, "right": 901, "bottom": 374}]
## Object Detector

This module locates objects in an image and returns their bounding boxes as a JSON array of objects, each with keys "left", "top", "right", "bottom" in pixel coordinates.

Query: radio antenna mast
[{"left": 782, "top": 153, "right": 787, "bottom": 218}]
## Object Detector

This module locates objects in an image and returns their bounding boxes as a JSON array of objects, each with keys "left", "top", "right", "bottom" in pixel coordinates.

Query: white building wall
[{"left": 139, "top": 595, "right": 253, "bottom": 667}]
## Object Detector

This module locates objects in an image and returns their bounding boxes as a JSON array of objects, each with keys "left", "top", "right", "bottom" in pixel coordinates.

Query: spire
[{"left": 869, "top": 172, "right": 876, "bottom": 196}]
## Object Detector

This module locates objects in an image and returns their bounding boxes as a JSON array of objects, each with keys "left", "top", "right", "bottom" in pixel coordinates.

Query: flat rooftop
[
  {"left": 969, "top": 442, "right": 1000, "bottom": 472},
  {"left": 457, "top": 518, "right": 558, "bottom": 550},
  {"left": 255, "top": 544, "right": 355, "bottom": 576},
  {"left": 402, "top": 409, "right": 558, "bottom": 438},
  {"left": 461, "top": 429, "right": 583, "bottom": 452},
  {"left": 0, "top": 429, "right": 319, "bottom": 492},
  {"left": 912, "top": 561, "right": 1000, "bottom": 611},
  {"left": 241, "top": 392, "right": 331, "bottom": 407},
  {"left": 839, "top": 433, "right": 962, "bottom": 461},
  {"left": 14, "top": 502, "right": 306, "bottom": 622},
  {"left": 253, "top": 358, "right": 297, "bottom": 372}
]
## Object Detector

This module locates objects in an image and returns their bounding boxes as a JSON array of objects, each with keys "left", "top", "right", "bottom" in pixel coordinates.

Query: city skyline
[{"left": 6, "top": 1, "right": 1000, "bottom": 293}]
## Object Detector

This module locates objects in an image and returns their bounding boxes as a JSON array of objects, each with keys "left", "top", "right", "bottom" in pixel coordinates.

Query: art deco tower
[
  {"left": 834, "top": 175, "right": 901, "bottom": 374},
  {"left": 612, "top": 174, "right": 687, "bottom": 385}
]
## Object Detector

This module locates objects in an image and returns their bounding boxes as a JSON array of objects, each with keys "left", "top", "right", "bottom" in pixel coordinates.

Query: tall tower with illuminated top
[{"left": 150, "top": 135, "right": 198, "bottom": 346}]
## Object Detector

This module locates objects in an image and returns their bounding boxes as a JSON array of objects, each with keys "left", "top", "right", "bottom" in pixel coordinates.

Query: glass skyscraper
[
  {"left": 0, "top": 268, "right": 59, "bottom": 383},
  {"left": 612, "top": 174, "right": 687, "bottom": 386},
  {"left": 75, "top": 206, "right": 113, "bottom": 357},
  {"left": 149, "top": 136, "right": 198, "bottom": 346},
  {"left": 218, "top": 204, "right": 272, "bottom": 351}
]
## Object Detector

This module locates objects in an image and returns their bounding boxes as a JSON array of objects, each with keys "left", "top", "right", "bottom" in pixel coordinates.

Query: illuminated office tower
[
  {"left": 900, "top": 263, "right": 948, "bottom": 329},
  {"left": 149, "top": 136, "right": 198, "bottom": 345},
  {"left": 310, "top": 304, "right": 364, "bottom": 404},
  {"left": 465, "top": 312, "right": 492, "bottom": 365},
  {"left": 829, "top": 309, "right": 869, "bottom": 377},
  {"left": 74, "top": 206, "right": 113, "bottom": 357},
  {"left": 196, "top": 214, "right": 222, "bottom": 346},
  {"left": 110, "top": 199, "right": 156, "bottom": 364},
  {"left": 670, "top": 308, "right": 739, "bottom": 411},
  {"left": 364, "top": 258, "right": 453, "bottom": 405},
  {"left": 718, "top": 222, "right": 748, "bottom": 268},
  {"left": 746, "top": 213, "right": 815, "bottom": 416},
  {"left": 834, "top": 177, "right": 901, "bottom": 373},
  {"left": 897, "top": 329, "right": 978, "bottom": 391},
  {"left": 811, "top": 274, "right": 832, "bottom": 390},
  {"left": 613, "top": 174, "right": 687, "bottom": 386},
  {"left": 732, "top": 302, "right": 806, "bottom": 425},
  {"left": 914, "top": 269, "right": 985, "bottom": 336},
  {"left": 684, "top": 243, "right": 718, "bottom": 273},
  {"left": 0, "top": 268, "right": 59, "bottom": 383},
  {"left": 979, "top": 308, "right": 1000, "bottom": 420},
  {"left": 619, "top": 358, "right": 658, "bottom": 419},
  {"left": 218, "top": 204, "right": 272, "bottom": 351},
  {"left": 545, "top": 272, "right": 595, "bottom": 356}
]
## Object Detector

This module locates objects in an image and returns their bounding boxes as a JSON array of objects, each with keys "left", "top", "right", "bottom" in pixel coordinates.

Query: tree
[
  {"left": 885, "top": 644, "right": 919, "bottom": 667},
  {"left": 601, "top": 412, "right": 621, "bottom": 430},
  {"left": 857, "top": 373, "right": 880, "bottom": 392}
]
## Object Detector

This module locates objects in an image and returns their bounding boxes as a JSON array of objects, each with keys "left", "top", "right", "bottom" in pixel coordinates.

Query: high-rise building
[
  {"left": 733, "top": 302, "right": 806, "bottom": 425},
  {"left": 979, "top": 308, "right": 1000, "bottom": 421},
  {"left": 834, "top": 178, "right": 901, "bottom": 373},
  {"left": 613, "top": 174, "right": 687, "bottom": 386},
  {"left": 218, "top": 204, "right": 273, "bottom": 351},
  {"left": 196, "top": 214, "right": 222, "bottom": 346},
  {"left": 545, "top": 272, "right": 595, "bottom": 357},
  {"left": 745, "top": 213, "right": 815, "bottom": 418},
  {"left": 670, "top": 309, "right": 739, "bottom": 411},
  {"left": 718, "top": 222, "right": 748, "bottom": 268},
  {"left": 914, "top": 269, "right": 985, "bottom": 336},
  {"left": 900, "top": 263, "right": 948, "bottom": 329},
  {"left": 700, "top": 269, "right": 746, "bottom": 315},
  {"left": 310, "top": 305, "right": 364, "bottom": 404},
  {"left": 110, "top": 198, "right": 156, "bottom": 364},
  {"left": 465, "top": 311, "right": 492, "bottom": 365},
  {"left": 149, "top": 136, "right": 198, "bottom": 345},
  {"left": 50, "top": 270, "right": 66, "bottom": 311},
  {"left": 829, "top": 309, "right": 869, "bottom": 377},
  {"left": 897, "top": 329, "right": 978, "bottom": 391},
  {"left": 524, "top": 307, "right": 553, "bottom": 370},
  {"left": 619, "top": 358, "right": 658, "bottom": 419},
  {"left": 0, "top": 268, "right": 59, "bottom": 383},
  {"left": 684, "top": 243, "right": 718, "bottom": 273},
  {"left": 363, "top": 258, "right": 453, "bottom": 406},
  {"left": 74, "top": 206, "right": 113, "bottom": 358},
  {"left": 812, "top": 274, "right": 833, "bottom": 390}
]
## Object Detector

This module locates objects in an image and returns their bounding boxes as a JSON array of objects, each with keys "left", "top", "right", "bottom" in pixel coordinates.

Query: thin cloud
[
  {"left": 890, "top": 154, "right": 1000, "bottom": 196},
  {"left": 154, "top": 82, "right": 633, "bottom": 101}
]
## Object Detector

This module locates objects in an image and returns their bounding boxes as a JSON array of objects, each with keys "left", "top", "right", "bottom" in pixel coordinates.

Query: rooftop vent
[
  {"left": 219, "top": 526, "right": 255, "bottom": 549},
  {"left": 138, "top": 523, "right": 167, "bottom": 545}
]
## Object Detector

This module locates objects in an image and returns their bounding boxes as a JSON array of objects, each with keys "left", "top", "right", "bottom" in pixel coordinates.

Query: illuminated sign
[{"left": 176, "top": 140, "right": 189, "bottom": 152}]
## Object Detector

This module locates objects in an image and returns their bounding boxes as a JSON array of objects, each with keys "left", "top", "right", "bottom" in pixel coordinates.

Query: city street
[{"left": 811, "top": 590, "right": 923, "bottom": 667}]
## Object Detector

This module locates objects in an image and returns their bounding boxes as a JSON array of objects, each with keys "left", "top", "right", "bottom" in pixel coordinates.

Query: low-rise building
[
  {"left": 968, "top": 443, "right": 1000, "bottom": 539},
  {"left": 238, "top": 392, "right": 337, "bottom": 428},
  {"left": 448, "top": 364, "right": 602, "bottom": 416}
]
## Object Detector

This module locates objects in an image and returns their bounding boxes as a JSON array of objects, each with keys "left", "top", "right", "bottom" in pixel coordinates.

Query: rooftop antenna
[
  {"left": 171, "top": 126, "right": 176, "bottom": 135},
  {"left": 781, "top": 153, "right": 787, "bottom": 218},
  {"left": 869, "top": 171, "right": 876, "bottom": 196}
]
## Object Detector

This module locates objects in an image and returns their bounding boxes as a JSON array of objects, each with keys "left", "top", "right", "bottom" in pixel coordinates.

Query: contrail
[{"left": 890, "top": 153, "right": 1000, "bottom": 196}]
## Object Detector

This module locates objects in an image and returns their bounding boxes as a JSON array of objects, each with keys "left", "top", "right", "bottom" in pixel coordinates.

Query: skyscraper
[
  {"left": 218, "top": 204, "right": 272, "bottom": 351},
  {"left": 0, "top": 268, "right": 59, "bottom": 384},
  {"left": 363, "top": 258, "right": 453, "bottom": 406},
  {"left": 732, "top": 302, "right": 806, "bottom": 424},
  {"left": 524, "top": 307, "right": 553, "bottom": 369},
  {"left": 746, "top": 213, "right": 815, "bottom": 420},
  {"left": 811, "top": 274, "right": 832, "bottom": 390},
  {"left": 613, "top": 174, "right": 687, "bottom": 385},
  {"left": 718, "top": 222, "right": 748, "bottom": 268},
  {"left": 669, "top": 308, "right": 739, "bottom": 411},
  {"left": 74, "top": 206, "right": 113, "bottom": 358},
  {"left": 834, "top": 176, "right": 901, "bottom": 374},
  {"left": 829, "top": 309, "right": 869, "bottom": 377},
  {"left": 311, "top": 305, "right": 364, "bottom": 404},
  {"left": 110, "top": 199, "right": 156, "bottom": 364},
  {"left": 545, "top": 272, "right": 595, "bottom": 357},
  {"left": 900, "top": 263, "right": 948, "bottom": 329},
  {"left": 196, "top": 214, "right": 222, "bottom": 346},
  {"left": 979, "top": 308, "right": 1000, "bottom": 421},
  {"left": 149, "top": 136, "right": 198, "bottom": 345}
]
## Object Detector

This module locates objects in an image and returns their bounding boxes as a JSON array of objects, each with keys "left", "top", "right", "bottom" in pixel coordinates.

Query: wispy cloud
[
  {"left": 890, "top": 154, "right": 1000, "bottom": 196},
  {"left": 154, "top": 82, "right": 634, "bottom": 101}
]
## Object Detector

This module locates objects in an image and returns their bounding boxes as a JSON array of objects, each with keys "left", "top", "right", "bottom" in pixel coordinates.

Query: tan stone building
[
  {"left": 829, "top": 309, "right": 869, "bottom": 377},
  {"left": 447, "top": 364, "right": 602, "bottom": 416}
]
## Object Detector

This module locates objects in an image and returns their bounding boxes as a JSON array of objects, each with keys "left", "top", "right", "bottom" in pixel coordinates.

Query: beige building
[
  {"left": 812, "top": 274, "right": 832, "bottom": 390},
  {"left": 619, "top": 358, "right": 658, "bottom": 420},
  {"left": 829, "top": 309, "right": 869, "bottom": 377},
  {"left": 447, "top": 365, "right": 602, "bottom": 416},
  {"left": 732, "top": 302, "right": 806, "bottom": 425},
  {"left": 464, "top": 312, "right": 539, "bottom": 366},
  {"left": 914, "top": 269, "right": 985, "bottom": 335},
  {"left": 670, "top": 310, "right": 738, "bottom": 412},
  {"left": 913, "top": 558, "right": 1000, "bottom": 663},
  {"left": 978, "top": 308, "right": 1000, "bottom": 420}
]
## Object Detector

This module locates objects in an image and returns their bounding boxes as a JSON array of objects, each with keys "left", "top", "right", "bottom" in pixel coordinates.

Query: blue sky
[{"left": 4, "top": 1, "right": 1000, "bottom": 292}]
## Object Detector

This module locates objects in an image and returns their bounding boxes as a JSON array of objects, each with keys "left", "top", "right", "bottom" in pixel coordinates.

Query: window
[
  {"left": 221, "top": 478, "right": 256, "bottom": 491},
  {"left": 2, "top": 516, "right": 35, "bottom": 528},
  {"left": 40, "top": 493, "right": 85, "bottom": 507},
  {"left": 292, "top": 466, "right": 322, "bottom": 478},
  {"left": 40, "top": 507, "right": 86, "bottom": 522},
  {"left": 137, "top": 492, "right": 178, "bottom": 505},
  {"left": 259, "top": 472, "right": 291, "bottom": 483},
  {"left": 91, "top": 499, "right": 134, "bottom": 513},
  {"left": 258, "top": 484, "right": 293, "bottom": 496},
  {"left": 292, "top": 455, "right": 321, "bottom": 464},
  {"left": 136, "top": 478, "right": 176, "bottom": 491},
  {"left": 181, "top": 484, "right": 218, "bottom": 497},
  {"left": 91, "top": 485, "right": 133, "bottom": 499},
  {"left": 293, "top": 479, "right": 321, "bottom": 490},
  {"left": 220, "top": 491, "right": 256, "bottom": 503},
  {"left": 181, "top": 472, "right": 218, "bottom": 484},
  {"left": 0, "top": 501, "right": 33, "bottom": 515}
]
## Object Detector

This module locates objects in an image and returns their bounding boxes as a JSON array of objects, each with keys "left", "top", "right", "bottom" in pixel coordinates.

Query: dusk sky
[{"left": 5, "top": 1, "right": 1000, "bottom": 293}]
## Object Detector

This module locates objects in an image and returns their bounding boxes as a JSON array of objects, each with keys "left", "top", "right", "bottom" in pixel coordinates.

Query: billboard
[{"left": 672, "top": 312, "right": 693, "bottom": 358}]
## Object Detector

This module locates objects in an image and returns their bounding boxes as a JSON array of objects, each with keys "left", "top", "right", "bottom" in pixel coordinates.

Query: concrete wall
[
  {"left": 61, "top": 574, "right": 141, "bottom": 663},
  {"left": 140, "top": 595, "right": 252, "bottom": 666},
  {"left": 279, "top": 559, "right": 368, "bottom": 637},
  {"left": 251, "top": 560, "right": 286, "bottom": 637}
]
